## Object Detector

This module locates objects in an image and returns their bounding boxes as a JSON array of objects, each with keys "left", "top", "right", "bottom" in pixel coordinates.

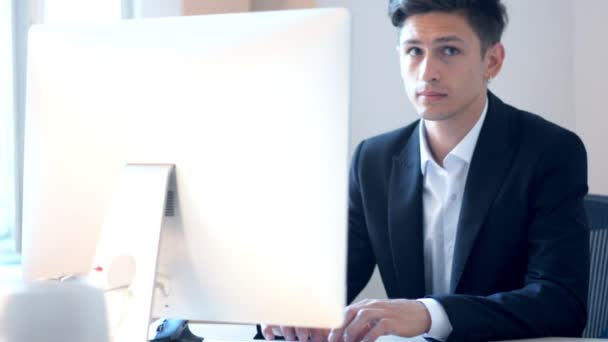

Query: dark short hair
[{"left": 389, "top": 0, "right": 508, "bottom": 55}]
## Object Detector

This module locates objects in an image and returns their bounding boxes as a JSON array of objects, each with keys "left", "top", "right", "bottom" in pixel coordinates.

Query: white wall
[
  {"left": 573, "top": 0, "right": 608, "bottom": 194},
  {"left": 317, "top": 0, "right": 417, "bottom": 154},
  {"left": 251, "top": 0, "right": 315, "bottom": 11},
  {"left": 182, "top": 0, "right": 249, "bottom": 16},
  {"left": 132, "top": 0, "right": 181, "bottom": 18},
  {"left": 137, "top": 0, "right": 316, "bottom": 17},
  {"left": 493, "top": 0, "right": 575, "bottom": 131}
]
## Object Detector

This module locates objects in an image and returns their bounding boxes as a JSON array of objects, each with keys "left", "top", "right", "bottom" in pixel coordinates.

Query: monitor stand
[{"left": 91, "top": 164, "right": 175, "bottom": 342}]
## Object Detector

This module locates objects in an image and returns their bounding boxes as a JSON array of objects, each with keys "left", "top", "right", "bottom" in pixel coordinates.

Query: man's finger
[
  {"left": 328, "top": 305, "right": 356, "bottom": 342},
  {"left": 361, "top": 319, "right": 394, "bottom": 342},
  {"left": 328, "top": 299, "right": 378, "bottom": 342},
  {"left": 341, "top": 303, "right": 363, "bottom": 332},
  {"left": 262, "top": 324, "right": 276, "bottom": 340},
  {"left": 295, "top": 327, "right": 310, "bottom": 341},
  {"left": 310, "top": 328, "right": 326, "bottom": 342},
  {"left": 344, "top": 308, "right": 384, "bottom": 342},
  {"left": 280, "top": 326, "right": 297, "bottom": 341},
  {"left": 327, "top": 328, "right": 342, "bottom": 342}
]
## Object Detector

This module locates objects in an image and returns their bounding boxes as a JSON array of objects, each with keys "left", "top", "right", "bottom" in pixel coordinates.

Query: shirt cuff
[{"left": 417, "top": 298, "right": 453, "bottom": 341}]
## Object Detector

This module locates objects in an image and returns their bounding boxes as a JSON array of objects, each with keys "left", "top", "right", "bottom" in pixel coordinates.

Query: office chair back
[{"left": 582, "top": 194, "right": 608, "bottom": 338}]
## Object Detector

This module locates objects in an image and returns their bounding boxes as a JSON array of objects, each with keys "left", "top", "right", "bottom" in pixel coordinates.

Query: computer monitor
[{"left": 21, "top": 7, "right": 350, "bottom": 339}]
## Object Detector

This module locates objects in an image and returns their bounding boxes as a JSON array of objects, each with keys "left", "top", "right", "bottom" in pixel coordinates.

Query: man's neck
[{"left": 424, "top": 92, "right": 486, "bottom": 166}]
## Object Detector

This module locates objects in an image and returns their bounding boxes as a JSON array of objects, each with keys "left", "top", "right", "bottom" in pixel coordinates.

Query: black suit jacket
[{"left": 347, "top": 91, "right": 590, "bottom": 341}]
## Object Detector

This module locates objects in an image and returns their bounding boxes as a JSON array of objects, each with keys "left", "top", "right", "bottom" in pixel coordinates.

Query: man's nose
[{"left": 419, "top": 55, "right": 440, "bottom": 83}]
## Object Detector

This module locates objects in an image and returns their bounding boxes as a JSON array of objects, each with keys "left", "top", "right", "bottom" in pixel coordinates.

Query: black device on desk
[{"left": 150, "top": 319, "right": 203, "bottom": 342}]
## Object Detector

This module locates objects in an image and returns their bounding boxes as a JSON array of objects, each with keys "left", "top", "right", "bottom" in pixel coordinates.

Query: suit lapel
[
  {"left": 388, "top": 122, "right": 425, "bottom": 299},
  {"left": 450, "top": 92, "right": 518, "bottom": 292}
]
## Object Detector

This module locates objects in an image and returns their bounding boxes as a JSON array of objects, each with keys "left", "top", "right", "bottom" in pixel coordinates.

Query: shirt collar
[{"left": 419, "top": 96, "right": 488, "bottom": 175}]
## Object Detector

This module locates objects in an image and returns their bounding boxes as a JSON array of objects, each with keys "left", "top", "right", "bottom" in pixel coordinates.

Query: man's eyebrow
[
  {"left": 401, "top": 35, "right": 465, "bottom": 45},
  {"left": 434, "top": 35, "right": 465, "bottom": 44}
]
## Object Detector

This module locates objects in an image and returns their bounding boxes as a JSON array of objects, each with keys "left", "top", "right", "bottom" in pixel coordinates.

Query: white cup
[{"left": 0, "top": 281, "right": 109, "bottom": 342}]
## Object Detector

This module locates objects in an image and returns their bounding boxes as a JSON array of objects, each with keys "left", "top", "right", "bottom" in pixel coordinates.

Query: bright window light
[
  {"left": 0, "top": 0, "right": 15, "bottom": 241},
  {"left": 44, "top": 0, "right": 123, "bottom": 24}
]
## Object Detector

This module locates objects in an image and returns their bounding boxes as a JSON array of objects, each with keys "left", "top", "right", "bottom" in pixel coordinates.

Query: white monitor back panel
[{"left": 23, "top": 9, "right": 350, "bottom": 328}]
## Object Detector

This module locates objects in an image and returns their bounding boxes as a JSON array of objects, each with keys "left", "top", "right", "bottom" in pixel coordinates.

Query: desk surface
[
  {"left": 499, "top": 339, "right": 607, "bottom": 342},
  {"left": 165, "top": 323, "right": 608, "bottom": 342},
  {"left": 203, "top": 338, "right": 606, "bottom": 342}
]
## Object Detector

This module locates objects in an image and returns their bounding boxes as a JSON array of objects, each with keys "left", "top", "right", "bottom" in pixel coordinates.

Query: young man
[{"left": 263, "top": 0, "right": 589, "bottom": 341}]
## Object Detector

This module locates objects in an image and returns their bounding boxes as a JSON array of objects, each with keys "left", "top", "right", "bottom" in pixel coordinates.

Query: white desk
[
  {"left": 202, "top": 336, "right": 607, "bottom": 342},
  {"left": 499, "top": 339, "right": 607, "bottom": 342}
]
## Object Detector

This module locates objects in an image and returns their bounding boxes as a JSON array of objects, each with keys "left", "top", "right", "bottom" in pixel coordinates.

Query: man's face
[{"left": 398, "top": 12, "right": 500, "bottom": 121}]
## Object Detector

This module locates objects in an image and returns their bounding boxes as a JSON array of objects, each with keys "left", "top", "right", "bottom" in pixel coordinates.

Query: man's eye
[
  {"left": 443, "top": 46, "right": 460, "bottom": 56},
  {"left": 406, "top": 47, "right": 423, "bottom": 56}
]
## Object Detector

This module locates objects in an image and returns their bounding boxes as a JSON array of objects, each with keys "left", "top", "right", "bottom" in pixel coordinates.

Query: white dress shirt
[{"left": 417, "top": 97, "right": 488, "bottom": 341}]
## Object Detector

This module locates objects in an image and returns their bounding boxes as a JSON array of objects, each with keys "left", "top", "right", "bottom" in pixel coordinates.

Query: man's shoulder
[
  {"left": 357, "top": 120, "right": 419, "bottom": 159},
  {"left": 351, "top": 122, "right": 420, "bottom": 183},
  {"left": 499, "top": 98, "right": 585, "bottom": 154}
]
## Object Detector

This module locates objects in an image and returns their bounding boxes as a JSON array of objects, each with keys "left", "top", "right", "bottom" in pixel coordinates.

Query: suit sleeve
[
  {"left": 346, "top": 140, "right": 377, "bottom": 304},
  {"left": 432, "top": 132, "right": 590, "bottom": 341}
]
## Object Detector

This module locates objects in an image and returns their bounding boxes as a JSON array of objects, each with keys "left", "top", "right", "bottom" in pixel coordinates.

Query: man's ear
[{"left": 485, "top": 42, "right": 505, "bottom": 80}]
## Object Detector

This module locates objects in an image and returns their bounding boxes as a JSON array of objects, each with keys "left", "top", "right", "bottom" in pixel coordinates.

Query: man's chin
[{"left": 419, "top": 110, "right": 453, "bottom": 122}]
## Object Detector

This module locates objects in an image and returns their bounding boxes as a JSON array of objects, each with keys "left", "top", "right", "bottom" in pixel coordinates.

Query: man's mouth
[{"left": 417, "top": 90, "right": 447, "bottom": 101}]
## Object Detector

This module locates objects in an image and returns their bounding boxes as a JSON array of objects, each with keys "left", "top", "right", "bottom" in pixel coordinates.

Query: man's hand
[
  {"left": 261, "top": 324, "right": 330, "bottom": 342},
  {"left": 327, "top": 299, "right": 431, "bottom": 342}
]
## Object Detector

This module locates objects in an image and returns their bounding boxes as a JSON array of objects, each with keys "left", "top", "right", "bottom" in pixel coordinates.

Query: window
[
  {"left": 0, "top": 0, "right": 124, "bottom": 269},
  {"left": 0, "top": 0, "right": 18, "bottom": 265}
]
